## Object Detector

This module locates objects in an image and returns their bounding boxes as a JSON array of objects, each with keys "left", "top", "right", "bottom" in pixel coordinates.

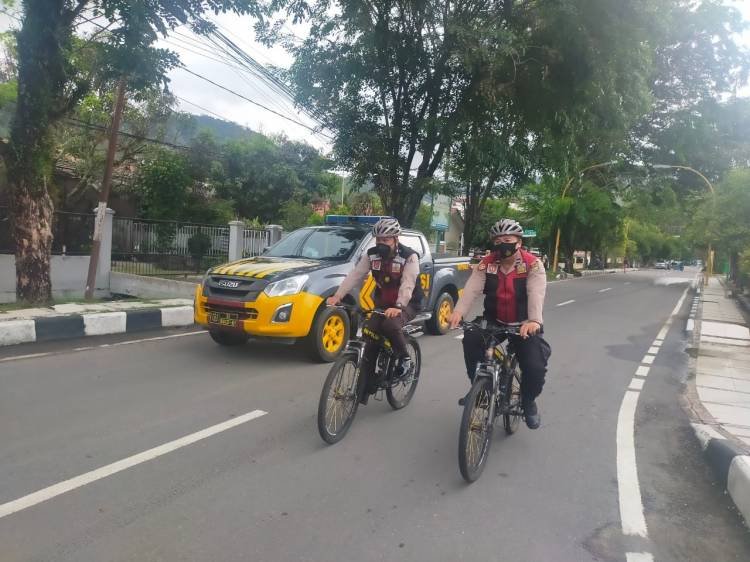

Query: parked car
[
  {"left": 654, "top": 261, "right": 669, "bottom": 269},
  {"left": 194, "top": 216, "right": 472, "bottom": 361}
]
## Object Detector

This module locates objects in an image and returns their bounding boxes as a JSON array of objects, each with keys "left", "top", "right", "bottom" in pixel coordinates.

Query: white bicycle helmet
[
  {"left": 489, "top": 218, "right": 524, "bottom": 238},
  {"left": 372, "top": 217, "right": 402, "bottom": 237}
]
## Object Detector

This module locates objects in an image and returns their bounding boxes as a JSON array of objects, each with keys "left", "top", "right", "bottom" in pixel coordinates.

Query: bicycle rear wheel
[
  {"left": 317, "top": 352, "right": 361, "bottom": 444},
  {"left": 386, "top": 338, "right": 421, "bottom": 410},
  {"left": 503, "top": 359, "right": 523, "bottom": 435},
  {"left": 458, "top": 376, "right": 495, "bottom": 483}
]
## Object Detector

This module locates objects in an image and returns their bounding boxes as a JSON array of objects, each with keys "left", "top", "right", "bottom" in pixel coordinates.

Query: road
[{"left": 1, "top": 269, "right": 749, "bottom": 562}]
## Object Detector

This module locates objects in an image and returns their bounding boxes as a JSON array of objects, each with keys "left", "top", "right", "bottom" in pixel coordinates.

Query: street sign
[{"left": 523, "top": 229, "right": 537, "bottom": 238}]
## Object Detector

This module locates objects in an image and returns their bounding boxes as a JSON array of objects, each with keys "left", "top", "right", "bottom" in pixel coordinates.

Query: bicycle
[
  {"left": 457, "top": 319, "right": 524, "bottom": 482},
  {"left": 317, "top": 305, "right": 429, "bottom": 445}
]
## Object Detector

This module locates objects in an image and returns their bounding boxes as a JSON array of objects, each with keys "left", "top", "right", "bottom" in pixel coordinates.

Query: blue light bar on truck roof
[{"left": 324, "top": 215, "right": 394, "bottom": 226}]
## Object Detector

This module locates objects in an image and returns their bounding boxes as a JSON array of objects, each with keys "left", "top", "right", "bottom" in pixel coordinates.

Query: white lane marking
[
  {"left": 556, "top": 300, "right": 575, "bottom": 307},
  {"left": 109, "top": 331, "right": 204, "bottom": 347},
  {"left": 629, "top": 378, "right": 645, "bottom": 391},
  {"left": 0, "top": 409, "right": 268, "bottom": 519},
  {"left": 0, "top": 331, "right": 205, "bottom": 363},
  {"left": 642, "top": 355, "right": 655, "bottom": 365},
  {"left": 598, "top": 287, "right": 612, "bottom": 293},
  {"left": 616, "top": 285, "right": 689, "bottom": 544},
  {"left": 686, "top": 319, "right": 694, "bottom": 332},
  {"left": 657, "top": 326, "right": 669, "bottom": 340},
  {"left": 652, "top": 340, "right": 663, "bottom": 347},
  {"left": 617, "top": 390, "right": 649, "bottom": 537},
  {"left": 626, "top": 553, "right": 654, "bottom": 562},
  {"left": 635, "top": 366, "right": 650, "bottom": 377},
  {"left": 648, "top": 346, "right": 659, "bottom": 355},
  {"left": 0, "top": 351, "right": 53, "bottom": 363},
  {"left": 624, "top": 282, "right": 632, "bottom": 285}
]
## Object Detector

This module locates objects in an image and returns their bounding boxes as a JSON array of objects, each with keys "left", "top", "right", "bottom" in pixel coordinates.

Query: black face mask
[
  {"left": 493, "top": 242, "right": 517, "bottom": 259},
  {"left": 375, "top": 243, "right": 393, "bottom": 259}
]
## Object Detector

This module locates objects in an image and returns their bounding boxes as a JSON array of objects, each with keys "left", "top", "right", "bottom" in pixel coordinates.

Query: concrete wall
[
  {"left": 0, "top": 254, "right": 109, "bottom": 303},
  {"left": 110, "top": 271, "right": 198, "bottom": 300}
]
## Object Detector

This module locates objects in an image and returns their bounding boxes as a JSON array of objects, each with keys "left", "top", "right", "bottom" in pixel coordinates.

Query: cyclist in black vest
[{"left": 327, "top": 218, "right": 423, "bottom": 403}]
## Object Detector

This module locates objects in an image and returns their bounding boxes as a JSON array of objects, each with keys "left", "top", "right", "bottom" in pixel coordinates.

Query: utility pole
[{"left": 85, "top": 78, "right": 126, "bottom": 300}]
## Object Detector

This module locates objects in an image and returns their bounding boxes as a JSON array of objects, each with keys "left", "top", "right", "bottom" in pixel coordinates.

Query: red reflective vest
[
  {"left": 367, "top": 244, "right": 423, "bottom": 308},
  {"left": 480, "top": 250, "right": 538, "bottom": 323}
]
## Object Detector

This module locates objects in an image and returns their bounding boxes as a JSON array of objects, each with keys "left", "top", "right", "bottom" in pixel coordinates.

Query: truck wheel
[
  {"left": 426, "top": 292, "right": 454, "bottom": 335},
  {"left": 307, "top": 306, "right": 350, "bottom": 362},
  {"left": 209, "top": 329, "right": 248, "bottom": 346}
]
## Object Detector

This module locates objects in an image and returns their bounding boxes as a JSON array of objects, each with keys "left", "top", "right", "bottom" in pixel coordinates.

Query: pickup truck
[{"left": 194, "top": 216, "right": 472, "bottom": 361}]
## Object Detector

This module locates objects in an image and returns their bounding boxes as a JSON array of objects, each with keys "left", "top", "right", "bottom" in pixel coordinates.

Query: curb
[
  {"left": 682, "top": 279, "right": 750, "bottom": 528},
  {"left": 0, "top": 306, "right": 194, "bottom": 347},
  {"left": 690, "top": 423, "right": 750, "bottom": 526}
]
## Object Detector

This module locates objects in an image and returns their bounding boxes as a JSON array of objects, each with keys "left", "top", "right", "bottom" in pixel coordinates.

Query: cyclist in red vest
[
  {"left": 327, "top": 218, "right": 423, "bottom": 403},
  {"left": 449, "top": 218, "right": 551, "bottom": 429}
]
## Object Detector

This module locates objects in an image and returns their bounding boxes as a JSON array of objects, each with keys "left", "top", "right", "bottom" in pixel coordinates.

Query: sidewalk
[
  {"left": 687, "top": 277, "right": 750, "bottom": 526},
  {"left": 0, "top": 298, "right": 195, "bottom": 347}
]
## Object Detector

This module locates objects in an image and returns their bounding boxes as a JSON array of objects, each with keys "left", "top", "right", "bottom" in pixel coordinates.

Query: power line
[
  {"left": 177, "top": 65, "right": 333, "bottom": 139},
  {"left": 65, "top": 117, "right": 191, "bottom": 150}
]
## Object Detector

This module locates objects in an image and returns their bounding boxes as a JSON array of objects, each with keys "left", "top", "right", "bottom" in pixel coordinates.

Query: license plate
[{"left": 208, "top": 311, "right": 239, "bottom": 327}]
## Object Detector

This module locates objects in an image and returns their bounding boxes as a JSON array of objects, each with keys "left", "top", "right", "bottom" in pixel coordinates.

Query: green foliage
[
  {"left": 279, "top": 199, "right": 315, "bottom": 231},
  {"left": 187, "top": 231, "right": 212, "bottom": 270},
  {"left": 138, "top": 149, "right": 192, "bottom": 221},
  {"left": 412, "top": 205, "right": 435, "bottom": 236}
]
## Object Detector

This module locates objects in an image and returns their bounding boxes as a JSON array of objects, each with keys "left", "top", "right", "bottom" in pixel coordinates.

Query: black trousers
[
  {"left": 361, "top": 306, "right": 416, "bottom": 382},
  {"left": 462, "top": 324, "right": 551, "bottom": 403}
]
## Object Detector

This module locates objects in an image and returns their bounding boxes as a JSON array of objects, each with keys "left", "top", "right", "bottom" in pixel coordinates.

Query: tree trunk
[
  {"left": 4, "top": 1, "right": 74, "bottom": 303},
  {"left": 10, "top": 186, "right": 54, "bottom": 302}
]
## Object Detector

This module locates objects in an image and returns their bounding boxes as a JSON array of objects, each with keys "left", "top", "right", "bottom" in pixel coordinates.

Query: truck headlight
[{"left": 264, "top": 274, "right": 309, "bottom": 298}]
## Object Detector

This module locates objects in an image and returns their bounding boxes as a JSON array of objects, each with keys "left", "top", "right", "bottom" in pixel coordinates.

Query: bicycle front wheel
[
  {"left": 503, "top": 359, "right": 523, "bottom": 435},
  {"left": 458, "top": 376, "right": 495, "bottom": 483},
  {"left": 386, "top": 337, "right": 421, "bottom": 410},
  {"left": 317, "top": 352, "right": 361, "bottom": 444}
]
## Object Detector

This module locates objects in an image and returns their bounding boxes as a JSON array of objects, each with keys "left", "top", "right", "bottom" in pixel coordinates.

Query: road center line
[
  {"left": 556, "top": 300, "right": 575, "bottom": 307},
  {"left": 0, "top": 409, "right": 268, "bottom": 520},
  {"left": 599, "top": 287, "right": 612, "bottom": 293},
  {"left": 635, "top": 366, "right": 650, "bottom": 377}
]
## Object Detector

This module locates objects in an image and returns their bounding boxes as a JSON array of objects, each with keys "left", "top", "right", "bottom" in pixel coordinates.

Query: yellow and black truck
[{"left": 194, "top": 216, "right": 472, "bottom": 361}]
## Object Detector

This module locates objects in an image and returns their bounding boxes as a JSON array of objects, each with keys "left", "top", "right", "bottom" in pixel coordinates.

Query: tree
[
  {"left": 3, "top": 0, "right": 263, "bottom": 303},
  {"left": 283, "top": 0, "right": 524, "bottom": 224},
  {"left": 688, "top": 168, "right": 750, "bottom": 285}
]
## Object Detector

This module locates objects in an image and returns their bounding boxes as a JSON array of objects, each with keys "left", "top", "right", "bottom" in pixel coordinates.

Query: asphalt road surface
[{"left": 1, "top": 268, "right": 749, "bottom": 562}]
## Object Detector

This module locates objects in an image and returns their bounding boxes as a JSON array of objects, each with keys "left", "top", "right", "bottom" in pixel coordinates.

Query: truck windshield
[{"left": 264, "top": 228, "right": 365, "bottom": 260}]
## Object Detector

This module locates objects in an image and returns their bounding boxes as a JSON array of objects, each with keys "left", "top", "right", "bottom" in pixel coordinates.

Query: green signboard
[{"left": 523, "top": 229, "right": 537, "bottom": 238}]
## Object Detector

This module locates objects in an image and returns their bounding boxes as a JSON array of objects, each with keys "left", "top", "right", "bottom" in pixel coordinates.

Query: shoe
[
  {"left": 523, "top": 400, "right": 541, "bottom": 429},
  {"left": 458, "top": 392, "right": 469, "bottom": 406},
  {"left": 394, "top": 356, "right": 412, "bottom": 380}
]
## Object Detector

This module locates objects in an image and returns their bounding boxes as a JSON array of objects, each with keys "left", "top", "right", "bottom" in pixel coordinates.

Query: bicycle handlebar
[{"left": 459, "top": 319, "right": 522, "bottom": 336}]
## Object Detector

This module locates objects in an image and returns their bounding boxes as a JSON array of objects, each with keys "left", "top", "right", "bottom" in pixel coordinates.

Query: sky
[{"left": 0, "top": 2, "right": 749, "bottom": 153}]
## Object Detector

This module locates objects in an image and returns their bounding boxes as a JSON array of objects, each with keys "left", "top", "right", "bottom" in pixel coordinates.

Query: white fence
[{"left": 243, "top": 228, "right": 270, "bottom": 258}]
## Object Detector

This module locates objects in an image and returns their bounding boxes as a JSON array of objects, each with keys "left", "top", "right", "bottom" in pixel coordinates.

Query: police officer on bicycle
[
  {"left": 327, "top": 218, "right": 422, "bottom": 403},
  {"left": 449, "top": 219, "right": 551, "bottom": 429}
]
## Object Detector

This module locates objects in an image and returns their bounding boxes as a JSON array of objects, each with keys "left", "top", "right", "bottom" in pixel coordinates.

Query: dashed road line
[
  {"left": 556, "top": 300, "right": 575, "bottom": 307},
  {"left": 599, "top": 287, "right": 613, "bottom": 293}
]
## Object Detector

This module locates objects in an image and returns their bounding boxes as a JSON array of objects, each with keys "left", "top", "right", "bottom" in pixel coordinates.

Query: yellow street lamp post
[{"left": 652, "top": 164, "right": 716, "bottom": 284}]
